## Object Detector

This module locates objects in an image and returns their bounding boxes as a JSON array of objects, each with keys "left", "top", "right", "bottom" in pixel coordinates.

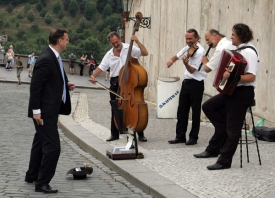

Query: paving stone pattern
[
  {"left": 76, "top": 88, "right": 275, "bottom": 198},
  {"left": 0, "top": 83, "right": 152, "bottom": 198}
]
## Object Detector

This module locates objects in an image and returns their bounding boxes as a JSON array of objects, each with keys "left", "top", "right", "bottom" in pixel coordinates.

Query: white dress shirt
[{"left": 98, "top": 43, "right": 141, "bottom": 77}]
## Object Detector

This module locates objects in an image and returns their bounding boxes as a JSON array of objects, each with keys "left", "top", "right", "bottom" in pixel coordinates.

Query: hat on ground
[{"left": 67, "top": 164, "right": 93, "bottom": 179}]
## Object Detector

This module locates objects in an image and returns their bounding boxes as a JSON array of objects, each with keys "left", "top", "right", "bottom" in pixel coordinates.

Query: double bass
[{"left": 116, "top": 12, "right": 148, "bottom": 134}]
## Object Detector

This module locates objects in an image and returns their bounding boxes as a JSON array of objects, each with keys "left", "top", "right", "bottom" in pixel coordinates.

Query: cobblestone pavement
[
  {"left": 0, "top": 82, "right": 152, "bottom": 197},
  {"left": 76, "top": 89, "right": 275, "bottom": 198},
  {"left": 2, "top": 67, "right": 275, "bottom": 198}
]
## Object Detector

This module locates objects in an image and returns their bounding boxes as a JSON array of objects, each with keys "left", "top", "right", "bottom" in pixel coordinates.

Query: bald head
[{"left": 205, "top": 29, "right": 224, "bottom": 48}]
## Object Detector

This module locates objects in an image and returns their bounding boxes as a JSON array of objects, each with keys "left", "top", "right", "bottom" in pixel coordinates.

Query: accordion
[{"left": 213, "top": 49, "right": 247, "bottom": 95}]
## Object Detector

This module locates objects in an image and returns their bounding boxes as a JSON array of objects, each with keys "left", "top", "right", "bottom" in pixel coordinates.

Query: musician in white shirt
[
  {"left": 167, "top": 29, "right": 206, "bottom": 146},
  {"left": 90, "top": 31, "right": 148, "bottom": 142},
  {"left": 194, "top": 24, "right": 259, "bottom": 170},
  {"left": 201, "top": 29, "right": 236, "bottom": 72}
]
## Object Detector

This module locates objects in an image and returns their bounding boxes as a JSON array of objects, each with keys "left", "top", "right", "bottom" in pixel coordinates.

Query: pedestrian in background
[
  {"left": 87, "top": 54, "right": 98, "bottom": 76},
  {"left": 25, "top": 28, "right": 75, "bottom": 194},
  {"left": 9, "top": 45, "right": 15, "bottom": 66},
  {"left": 28, "top": 52, "right": 35, "bottom": 78},
  {"left": 79, "top": 54, "right": 87, "bottom": 76},
  {"left": 5, "top": 49, "right": 14, "bottom": 70},
  {"left": 16, "top": 56, "right": 23, "bottom": 85},
  {"left": 68, "top": 52, "right": 76, "bottom": 75}
]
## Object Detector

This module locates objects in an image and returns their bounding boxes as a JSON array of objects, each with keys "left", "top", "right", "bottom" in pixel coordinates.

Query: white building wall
[{"left": 124, "top": 0, "right": 275, "bottom": 124}]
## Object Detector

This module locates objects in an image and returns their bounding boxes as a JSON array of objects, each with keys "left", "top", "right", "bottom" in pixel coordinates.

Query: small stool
[{"left": 240, "top": 99, "right": 262, "bottom": 168}]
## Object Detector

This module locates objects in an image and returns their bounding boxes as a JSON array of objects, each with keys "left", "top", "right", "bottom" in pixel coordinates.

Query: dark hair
[
  {"left": 49, "top": 29, "right": 67, "bottom": 45},
  {"left": 209, "top": 29, "right": 225, "bottom": 38},
  {"left": 232, "top": 23, "right": 253, "bottom": 43},
  {"left": 186, "top": 29, "right": 200, "bottom": 39},
  {"left": 107, "top": 31, "right": 121, "bottom": 42}
]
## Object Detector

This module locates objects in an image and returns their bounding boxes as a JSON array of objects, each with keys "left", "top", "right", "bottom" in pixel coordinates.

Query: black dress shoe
[
  {"left": 185, "top": 139, "right": 197, "bottom": 145},
  {"left": 168, "top": 138, "right": 186, "bottom": 144},
  {"left": 106, "top": 136, "right": 119, "bottom": 141},
  {"left": 193, "top": 151, "right": 219, "bottom": 158},
  {"left": 35, "top": 185, "right": 58, "bottom": 193},
  {"left": 207, "top": 163, "right": 231, "bottom": 170},
  {"left": 138, "top": 136, "right": 147, "bottom": 142}
]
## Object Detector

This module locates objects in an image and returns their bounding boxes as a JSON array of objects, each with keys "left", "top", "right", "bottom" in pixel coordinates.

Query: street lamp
[
  {"left": 117, "top": 24, "right": 124, "bottom": 42},
  {"left": 121, "top": 0, "right": 133, "bottom": 21},
  {"left": 120, "top": 0, "right": 151, "bottom": 29}
]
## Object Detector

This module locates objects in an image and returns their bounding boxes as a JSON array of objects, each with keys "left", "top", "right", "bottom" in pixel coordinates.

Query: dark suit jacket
[{"left": 28, "top": 47, "right": 71, "bottom": 120}]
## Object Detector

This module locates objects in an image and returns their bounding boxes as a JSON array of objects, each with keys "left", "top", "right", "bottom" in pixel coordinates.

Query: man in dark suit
[{"left": 25, "top": 29, "right": 75, "bottom": 193}]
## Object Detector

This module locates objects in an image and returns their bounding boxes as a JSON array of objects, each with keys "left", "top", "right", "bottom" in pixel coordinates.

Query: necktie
[{"left": 58, "top": 56, "right": 66, "bottom": 103}]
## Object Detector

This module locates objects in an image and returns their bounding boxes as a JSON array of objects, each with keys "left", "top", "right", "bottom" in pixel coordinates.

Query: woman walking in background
[
  {"left": 5, "top": 49, "right": 14, "bottom": 70},
  {"left": 16, "top": 56, "right": 23, "bottom": 85},
  {"left": 87, "top": 54, "right": 98, "bottom": 76},
  {"left": 79, "top": 54, "right": 87, "bottom": 76}
]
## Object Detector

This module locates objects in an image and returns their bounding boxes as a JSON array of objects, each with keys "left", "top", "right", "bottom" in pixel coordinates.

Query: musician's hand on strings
[
  {"left": 166, "top": 59, "right": 173, "bottom": 68},
  {"left": 182, "top": 55, "right": 189, "bottom": 66},
  {"left": 131, "top": 35, "right": 138, "bottom": 42},
  {"left": 89, "top": 75, "right": 96, "bottom": 84}
]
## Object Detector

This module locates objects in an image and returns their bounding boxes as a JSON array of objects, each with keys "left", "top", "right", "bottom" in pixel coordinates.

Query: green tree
[
  {"left": 53, "top": 1, "right": 62, "bottom": 14},
  {"left": 0, "top": 20, "right": 4, "bottom": 30},
  {"left": 61, "top": 17, "right": 69, "bottom": 27},
  {"left": 14, "top": 41, "right": 28, "bottom": 54},
  {"left": 31, "top": 23, "right": 40, "bottom": 33},
  {"left": 36, "top": 37, "right": 48, "bottom": 46},
  {"left": 44, "top": 12, "right": 53, "bottom": 24},
  {"left": 77, "top": 36, "right": 101, "bottom": 59},
  {"left": 16, "top": 29, "right": 26, "bottom": 39},
  {"left": 17, "top": 13, "right": 24, "bottom": 19},
  {"left": 96, "top": 0, "right": 107, "bottom": 13},
  {"left": 58, "top": 10, "right": 65, "bottom": 19},
  {"left": 5, "top": 3, "right": 13, "bottom": 13},
  {"left": 102, "top": 14, "right": 121, "bottom": 31},
  {"left": 84, "top": 2, "right": 96, "bottom": 21},
  {"left": 4, "top": 21, "right": 10, "bottom": 28},
  {"left": 27, "top": 10, "right": 35, "bottom": 22},
  {"left": 99, "top": 26, "right": 111, "bottom": 45},
  {"left": 103, "top": 4, "right": 112, "bottom": 18},
  {"left": 69, "top": 0, "right": 79, "bottom": 18},
  {"left": 41, "top": 0, "right": 49, "bottom": 6},
  {"left": 63, "top": 0, "right": 70, "bottom": 11},
  {"left": 40, "top": 8, "right": 47, "bottom": 17},
  {"left": 29, "top": 0, "right": 39, "bottom": 4},
  {"left": 24, "top": 3, "right": 31, "bottom": 13},
  {"left": 79, "top": 17, "right": 88, "bottom": 29},
  {"left": 36, "top": 0, "right": 44, "bottom": 11},
  {"left": 79, "top": 0, "right": 87, "bottom": 13}
]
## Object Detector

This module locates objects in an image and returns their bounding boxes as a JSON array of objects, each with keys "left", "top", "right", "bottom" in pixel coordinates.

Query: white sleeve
[{"left": 131, "top": 45, "right": 141, "bottom": 58}]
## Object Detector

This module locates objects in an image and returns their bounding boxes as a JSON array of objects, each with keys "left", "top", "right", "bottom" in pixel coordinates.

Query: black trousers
[
  {"left": 176, "top": 79, "right": 204, "bottom": 141},
  {"left": 109, "top": 77, "right": 144, "bottom": 138},
  {"left": 203, "top": 86, "right": 254, "bottom": 166},
  {"left": 79, "top": 64, "right": 84, "bottom": 76},
  {"left": 88, "top": 65, "right": 95, "bottom": 76},
  {"left": 25, "top": 118, "right": 61, "bottom": 187}
]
